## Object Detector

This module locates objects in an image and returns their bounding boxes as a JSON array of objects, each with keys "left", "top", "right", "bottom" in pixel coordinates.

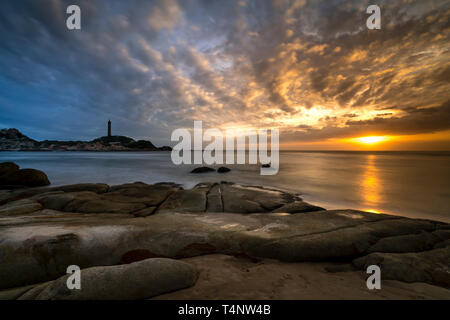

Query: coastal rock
[
  {"left": 54, "top": 183, "right": 110, "bottom": 194},
  {"left": 272, "top": 201, "right": 324, "bottom": 214},
  {"left": 221, "top": 184, "right": 295, "bottom": 213},
  {"left": 0, "top": 183, "right": 110, "bottom": 206},
  {"left": 63, "top": 192, "right": 147, "bottom": 214},
  {"left": 352, "top": 247, "right": 450, "bottom": 288},
  {"left": 190, "top": 167, "right": 215, "bottom": 173},
  {"left": 19, "top": 258, "right": 198, "bottom": 300},
  {"left": 0, "top": 162, "right": 19, "bottom": 176},
  {"left": 157, "top": 188, "right": 207, "bottom": 213},
  {"left": 1, "top": 167, "right": 50, "bottom": 187},
  {"left": 217, "top": 167, "right": 231, "bottom": 173},
  {"left": 105, "top": 182, "right": 176, "bottom": 206},
  {"left": 0, "top": 199, "right": 42, "bottom": 216},
  {"left": 366, "top": 231, "right": 446, "bottom": 253}
]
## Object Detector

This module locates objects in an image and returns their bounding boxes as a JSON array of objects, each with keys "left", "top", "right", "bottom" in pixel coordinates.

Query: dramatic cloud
[{"left": 0, "top": 0, "right": 449, "bottom": 148}]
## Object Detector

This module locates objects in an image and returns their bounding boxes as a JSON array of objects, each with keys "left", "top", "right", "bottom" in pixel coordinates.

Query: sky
[{"left": 0, "top": 0, "right": 449, "bottom": 150}]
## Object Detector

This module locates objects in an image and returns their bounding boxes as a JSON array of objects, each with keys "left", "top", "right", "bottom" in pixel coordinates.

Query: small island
[{"left": 0, "top": 121, "right": 171, "bottom": 152}]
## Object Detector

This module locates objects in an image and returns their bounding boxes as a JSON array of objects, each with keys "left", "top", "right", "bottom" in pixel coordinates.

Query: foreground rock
[
  {"left": 0, "top": 162, "right": 50, "bottom": 188},
  {"left": 154, "top": 254, "right": 450, "bottom": 300},
  {"left": 0, "top": 180, "right": 449, "bottom": 299},
  {"left": 353, "top": 247, "right": 450, "bottom": 288},
  {"left": 19, "top": 258, "right": 198, "bottom": 300}
]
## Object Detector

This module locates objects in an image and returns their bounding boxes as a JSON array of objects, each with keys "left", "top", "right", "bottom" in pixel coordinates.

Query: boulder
[
  {"left": 1, "top": 168, "right": 50, "bottom": 187},
  {"left": 0, "top": 162, "right": 19, "bottom": 176},
  {"left": 190, "top": 167, "right": 215, "bottom": 173},
  {"left": 352, "top": 247, "right": 450, "bottom": 288},
  {"left": 217, "top": 167, "right": 231, "bottom": 173},
  {"left": 366, "top": 231, "right": 444, "bottom": 253},
  {"left": 19, "top": 258, "right": 198, "bottom": 300}
]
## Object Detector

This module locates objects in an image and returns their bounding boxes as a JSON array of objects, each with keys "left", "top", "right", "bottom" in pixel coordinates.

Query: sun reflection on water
[{"left": 362, "top": 155, "right": 381, "bottom": 212}]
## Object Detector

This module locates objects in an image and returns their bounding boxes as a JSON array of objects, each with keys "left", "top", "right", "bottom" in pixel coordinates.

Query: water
[{"left": 1, "top": 151, "right": 449, "bottom": 223}]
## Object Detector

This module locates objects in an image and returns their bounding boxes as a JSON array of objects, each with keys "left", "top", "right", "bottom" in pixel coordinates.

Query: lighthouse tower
[{"left": 108, "top": 120, "right": 111, "bottom": 137}]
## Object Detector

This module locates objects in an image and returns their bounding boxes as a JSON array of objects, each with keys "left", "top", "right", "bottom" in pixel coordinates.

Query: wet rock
[
  {"left": 217, "top": 167, "right": 231, "bottom": 173},
  {"left": 352, "top": 247, "right": 450, "bottom": 288},
  {"left": 272, "top": 201, "right": 324, "bottom": 214},
  {"left": 20, "top": 258, "right": 198, "bottom": 300},
  {"left": 190, "top": 167, "right": 215, "bottom": 173},
  {"left": 1, "top": 168, "right": 50, "bottom": 187}
]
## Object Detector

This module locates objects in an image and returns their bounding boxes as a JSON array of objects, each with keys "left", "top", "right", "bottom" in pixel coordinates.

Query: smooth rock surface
[{"left": 18, "top": 258, "right": 198, "bottom": 300}]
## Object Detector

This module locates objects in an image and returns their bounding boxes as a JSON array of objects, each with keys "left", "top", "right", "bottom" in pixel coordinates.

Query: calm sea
[{"left": 1, "top": 151, "right": 449, "bottom": 223}]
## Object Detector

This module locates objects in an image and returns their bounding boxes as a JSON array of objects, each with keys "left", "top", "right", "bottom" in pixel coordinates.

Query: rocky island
[
  {"left": 0, "top": 128, "right": 171, "bottom": 152},
  {"left": 0, "top": 162, "right": 449, "bottom": 300}
]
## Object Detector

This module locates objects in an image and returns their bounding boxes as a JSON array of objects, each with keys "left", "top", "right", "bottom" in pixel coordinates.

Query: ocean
[{"left": 1, "top": 151, "right": 449, "bottom": 223}]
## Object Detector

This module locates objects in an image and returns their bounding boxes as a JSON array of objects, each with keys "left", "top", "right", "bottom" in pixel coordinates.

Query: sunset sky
[{"left": 0, "top": 0, "right": 449, "bottom": 150}]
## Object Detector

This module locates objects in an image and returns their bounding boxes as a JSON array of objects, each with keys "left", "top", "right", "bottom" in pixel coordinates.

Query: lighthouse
[{"left": 108, "top": 120, "right": 111, "bottom": 137}]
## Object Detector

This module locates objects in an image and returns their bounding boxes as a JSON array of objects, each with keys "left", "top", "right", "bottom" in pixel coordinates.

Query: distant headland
[{"left": 0, "top": 121, "right": 171, "bottom": 151}]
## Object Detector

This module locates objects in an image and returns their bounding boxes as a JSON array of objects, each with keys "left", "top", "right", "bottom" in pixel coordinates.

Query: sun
[{"left": 355, "top": 136, "right": 388, "bottom": 144}]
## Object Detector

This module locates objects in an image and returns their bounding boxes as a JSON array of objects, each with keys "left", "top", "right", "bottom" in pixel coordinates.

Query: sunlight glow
[{"left": 354, "top": 136, "right": 388, "bottom": 144}]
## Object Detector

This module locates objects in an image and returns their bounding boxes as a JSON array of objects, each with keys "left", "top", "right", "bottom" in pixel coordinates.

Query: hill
[{"left": 0, "top": 128, "right": 171, "bottom": 151}]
